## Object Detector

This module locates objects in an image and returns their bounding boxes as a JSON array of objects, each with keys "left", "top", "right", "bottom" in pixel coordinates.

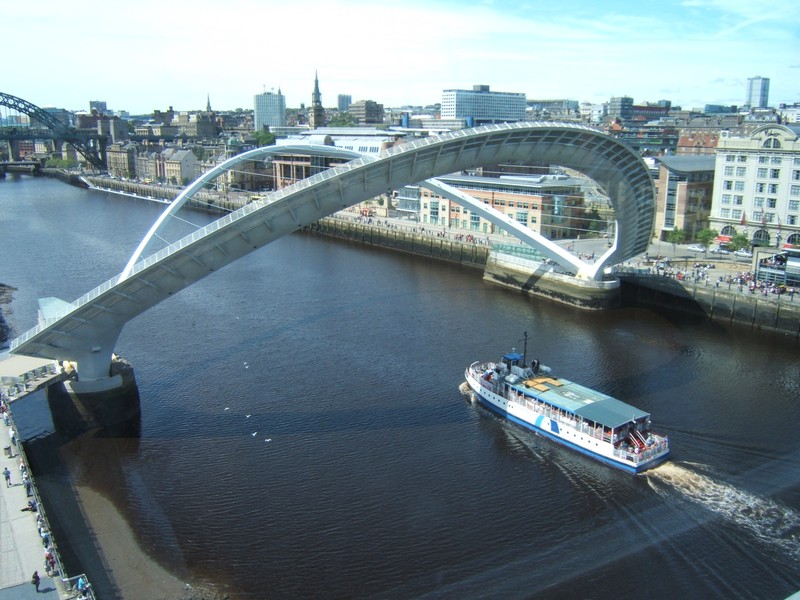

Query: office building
[
  {"left": 419, "top": 173, "right": 587, "bottom": 239},
  {"left": 440, "top": 85, "right": 526, "bottom": 125},
  {"left": 254, "top": 89, "right": 286, "bottom": 131},
  {"left": 652, "top": 155, "right": 716, "bottom": 242},
  {"left": 745, "top": 76, "right": 770, "bottom": 109},
  {"left": 349, "top": 100, "right": 384, "bottom": 124},
  {"left": 607, "top": 96, "right": 634, "bottom": 122},
  {"left": 337, "top": 94, "right": 352, "bottom": 112}
]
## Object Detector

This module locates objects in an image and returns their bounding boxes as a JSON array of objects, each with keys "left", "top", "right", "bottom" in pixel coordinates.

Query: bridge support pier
[
  {"left": 46, "top": 357, "right": 140, "bottom": 437},
  {"left": 484, "top": 251, "right": 620, "bottom": 310}
]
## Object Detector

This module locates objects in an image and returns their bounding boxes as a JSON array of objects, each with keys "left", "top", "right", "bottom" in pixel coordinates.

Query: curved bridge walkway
[{"left": 10, "top": 122, "right": 654, "bottom": 381}]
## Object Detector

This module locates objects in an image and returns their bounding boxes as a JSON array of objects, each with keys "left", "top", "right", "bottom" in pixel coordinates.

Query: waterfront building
[
  {"left": 163, "top": 148, "right": 199, "bottom": 185},
  {"left": 254, "top": 89, "right": 286, "bottom": 131},
  {"left": 709, "top": 124, "right": 800, "bottom": 249},
  {"left": 106, "top": 143, "right": 137, "bottom": 178},
  {"left": 418, "top": 173, "right": 587, "bottom": 239},
  {"left": 349, "top": 100, "right": 384, "bottom": 124},
  {"left": 270, "top": 128, "right": 404, "bottom": 188},
  {"left": 440, "top": 85, "right": 526, "bottom": 125},
  {"left": 652, "top": 155, "right": 716, "bottom": 242},
  {"left": 745, "top": 76, "right": 770, "bottom": 109}
]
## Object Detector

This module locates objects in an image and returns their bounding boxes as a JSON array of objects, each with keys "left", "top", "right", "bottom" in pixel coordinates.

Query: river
[{"left": 1, "top": 175, "right": 799, "bottom": 599}]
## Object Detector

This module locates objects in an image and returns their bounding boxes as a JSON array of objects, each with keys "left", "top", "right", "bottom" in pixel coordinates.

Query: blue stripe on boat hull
[{"left": 473, "top": 389, "right": 668, "bottom": 474}]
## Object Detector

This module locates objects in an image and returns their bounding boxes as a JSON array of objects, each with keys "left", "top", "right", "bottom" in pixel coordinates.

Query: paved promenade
[
  {"left": 0, "top": 355, "right": 90, "bottom": 599},
  {"left": 0, "top": 424, "right": 61, "bottom": 598}
]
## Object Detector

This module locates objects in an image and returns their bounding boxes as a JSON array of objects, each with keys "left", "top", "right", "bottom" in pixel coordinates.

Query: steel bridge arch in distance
[
  {"left": 11, "top": 122, "right": 655, "bottom": 382},
  {"left": 0, "top": 91, "right": 105, "bottom": 170}
]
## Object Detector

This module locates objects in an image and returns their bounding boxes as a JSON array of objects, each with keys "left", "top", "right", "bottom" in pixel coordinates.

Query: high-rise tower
[
  {"left": 310, "top": 72, "right": 325, "bottom": 129},
  {"left": 745, "top": 76, "right": 770, "bottom": 109}
]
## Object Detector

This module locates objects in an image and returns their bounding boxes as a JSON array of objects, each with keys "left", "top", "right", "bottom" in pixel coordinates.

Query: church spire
[
  {"left": 310, "top": 71, "right": 325, "bottom": 129},
  {"left": 206, "top": 93, "right": 212, "bottom": 112}
]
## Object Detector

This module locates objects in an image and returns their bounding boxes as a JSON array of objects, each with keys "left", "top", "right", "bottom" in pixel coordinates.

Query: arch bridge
[
  {"left": 10, "top": 122, "right": 654, "bottom": 385},
  {"left": 0, "top": 91, "right": 106, "bottom": 170}
]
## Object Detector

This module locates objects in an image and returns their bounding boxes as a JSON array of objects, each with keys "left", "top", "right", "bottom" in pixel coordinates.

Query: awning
[{"left": 715, "top": 235, "right": 732, "bottom": 243}]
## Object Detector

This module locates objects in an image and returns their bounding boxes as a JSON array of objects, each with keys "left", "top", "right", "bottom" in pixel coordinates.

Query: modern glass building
[{"left": 254, "top": 90, "right": 286, "bottom": 131}]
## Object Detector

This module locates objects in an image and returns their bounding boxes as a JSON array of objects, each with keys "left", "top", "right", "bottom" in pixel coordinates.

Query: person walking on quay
[
  {"left": 31, "top": 570, "right": 40, "bottom": 592},
  {"left": 3, "top": 466, "right": 10, "bottom": 487}
]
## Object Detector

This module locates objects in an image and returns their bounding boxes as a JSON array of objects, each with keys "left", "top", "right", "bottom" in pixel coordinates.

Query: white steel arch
[{"left": 11, "top": 122, "right": 654, "bottom": 381}]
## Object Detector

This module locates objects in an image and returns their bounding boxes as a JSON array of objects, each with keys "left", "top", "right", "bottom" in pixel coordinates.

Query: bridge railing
[{"left": 12, "top": 120, "right": 636, "bottom": 350}]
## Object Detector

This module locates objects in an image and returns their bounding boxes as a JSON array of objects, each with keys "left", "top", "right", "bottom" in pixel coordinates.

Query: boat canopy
[{"left": 518, "top": 377, "right": 649, "bottom": 429}]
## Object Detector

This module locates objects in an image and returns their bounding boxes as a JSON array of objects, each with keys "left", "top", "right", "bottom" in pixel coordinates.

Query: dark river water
[{"left": 2, "top": 175, "right": 799, "bottom": 599}]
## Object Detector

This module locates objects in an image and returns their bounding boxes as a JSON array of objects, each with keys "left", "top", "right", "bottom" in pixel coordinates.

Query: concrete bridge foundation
[{"left": 46, "top": 358, "right": 140, "bottom": 437}]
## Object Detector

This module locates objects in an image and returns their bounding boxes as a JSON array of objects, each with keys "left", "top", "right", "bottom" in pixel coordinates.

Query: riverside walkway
[{"left": 0, "top": 354, "right": 92, "bottom": 599}]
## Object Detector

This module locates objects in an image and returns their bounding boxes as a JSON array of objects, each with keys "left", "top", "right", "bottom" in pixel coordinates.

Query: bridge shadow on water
[{"left": 23, "top": 384, "right": 143, "bottom": 599}]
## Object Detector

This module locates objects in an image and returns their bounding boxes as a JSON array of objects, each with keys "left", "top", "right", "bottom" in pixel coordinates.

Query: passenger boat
[{"left": 465, "top": 334, "right": 669, "bottom": 473}]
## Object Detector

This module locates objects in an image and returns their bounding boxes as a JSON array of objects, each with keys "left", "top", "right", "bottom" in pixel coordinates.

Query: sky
[{"left": 2, "top": 0, "right": 799, "bottom": 115}]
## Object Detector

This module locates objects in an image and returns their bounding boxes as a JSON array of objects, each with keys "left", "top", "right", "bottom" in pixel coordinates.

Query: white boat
[{"left": 465, "top": 334, "right": 669, "bottom": 473}]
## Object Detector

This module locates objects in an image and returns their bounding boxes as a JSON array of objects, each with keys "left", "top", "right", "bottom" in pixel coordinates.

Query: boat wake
[{"left": 647, "top": 462, "right": 800, "bottom": 563}]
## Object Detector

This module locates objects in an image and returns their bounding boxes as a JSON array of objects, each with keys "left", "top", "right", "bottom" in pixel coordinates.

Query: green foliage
[
  {"left": 666, "top": 228, "right": 685, "bottom": 248},
  {"left": 45, "top": 157, "right": 78, "bottom": 169},
  {"left": 327, "top": 112, "right": 356, "bottom": 127},
  {"left": 253, "top": 129, "right": 276, "bottom": 147},
  {"left": 695, "top": 228, "right": 718, "bottom": 249},
  {"left": 731, "top": 232, "right": 750, "bottom": 251}
]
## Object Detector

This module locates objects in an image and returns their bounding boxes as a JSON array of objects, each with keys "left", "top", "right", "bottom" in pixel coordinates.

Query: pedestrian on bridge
[{"left": 3, "top": 466, "right": 10, "bottom": 487}]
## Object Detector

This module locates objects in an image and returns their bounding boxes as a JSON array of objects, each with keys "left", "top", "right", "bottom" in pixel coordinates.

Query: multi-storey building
[
  {"left": 418, "top": 173, "right": 587, "bottom": 239},
  {"left": 652, "top": 155, "right": 716, "bottom": 242},
  {"left": 709, "top": 124, "right": 800, "bottom": 249},
  {"left": 607, "top": 96, "right": 634, "bottom": 122},
  {"left": 337, "top": 94, "right": 352, "bottom": 112},
  {"left": 440, "top": 85, "right": 526, "bottom": 125},
  {"left": 349, "top": 100, "right": 384, "bottom": 124},
  {"left": 163, "top": 148, "right": 199, "bottom": 185},
  {"left": 254, "top": 89, "right": 286, "bottom": 131},
  {"left": 745, "top": 76, "right": 770, "bottom": 109},
  {"left": 270, "top": 128, "right": 404, "bottom": 188},
  {"left": 106, "top": 143, "right": 137, "bottom": 178}
]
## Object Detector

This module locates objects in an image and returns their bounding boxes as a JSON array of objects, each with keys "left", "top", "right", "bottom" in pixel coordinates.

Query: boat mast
[{"left": 521, "top": 331, "right": 528, "bottom": 366}]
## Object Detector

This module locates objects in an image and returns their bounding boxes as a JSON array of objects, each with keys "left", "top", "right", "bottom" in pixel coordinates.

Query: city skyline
[{"left": 3, "top": 0, "right": 799, "bottom": 115}]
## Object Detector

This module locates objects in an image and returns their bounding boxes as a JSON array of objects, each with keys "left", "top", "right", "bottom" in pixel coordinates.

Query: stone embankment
[{"left": 618, "top": 270, "right": 800, "bottom": 337}]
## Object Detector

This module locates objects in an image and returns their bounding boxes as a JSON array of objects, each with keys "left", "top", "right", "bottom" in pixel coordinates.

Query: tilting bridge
[{"left": 10, "top": 122, "right": 654, "bottom": 385}]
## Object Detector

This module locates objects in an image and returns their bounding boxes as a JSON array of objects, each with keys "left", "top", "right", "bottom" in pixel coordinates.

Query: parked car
[
  {"left": 687, "top": 244, "right": 705, "bottom": 252},
  {"left": 735, "top": 249, "right": 753, "bottom": 258},
  {"left": 710, "top": 246, "right": 731, "bottom": 254}
]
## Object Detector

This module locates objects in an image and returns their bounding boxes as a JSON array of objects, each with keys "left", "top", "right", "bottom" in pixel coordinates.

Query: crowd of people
[{"left": 620, "top": 256, "right": 797, "bottom": 300}]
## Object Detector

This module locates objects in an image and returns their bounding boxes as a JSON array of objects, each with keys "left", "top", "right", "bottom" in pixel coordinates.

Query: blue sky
[{"left": 2, "top": 0, "right": 798, "bottom": 114}]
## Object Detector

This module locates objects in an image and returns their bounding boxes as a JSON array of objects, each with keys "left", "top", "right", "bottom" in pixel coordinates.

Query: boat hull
[{"left": 465, "top": 368, "right": 669, "bottom": 474}]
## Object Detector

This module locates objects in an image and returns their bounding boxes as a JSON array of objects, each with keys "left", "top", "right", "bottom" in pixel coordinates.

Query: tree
[
  {"left": 695, "top": 228, "right": 718, "bottom": 254},
  {"left": 327, "top": 112, "right": 356, "bottom": 127},
  {"left": 666, "top": 228, "right": 685, "bottom": 251},
  {"left": 253, "top": 130, "right": 275, "bottom": 147},
  {"left": 731, "top": 232, "right": 750, "bottom": 251}
]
